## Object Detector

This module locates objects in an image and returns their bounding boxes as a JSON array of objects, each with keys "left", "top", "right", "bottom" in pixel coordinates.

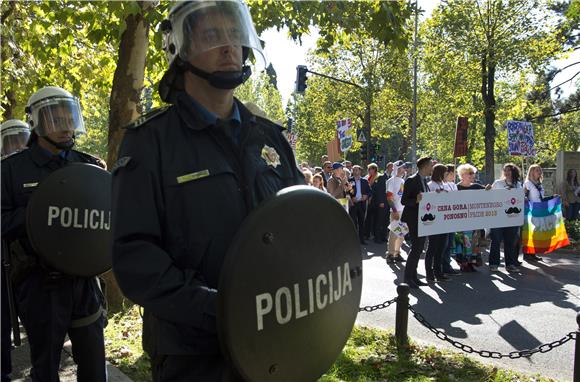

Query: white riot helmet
[
  {"left": 159, "top": 0, "right": 266, "bottom": 101},
  {"left": 1, "top": 119, "right": 30, "bottom": 157},
  {"left": 25, "top": 86, "right": 85, "bottom": 150}
]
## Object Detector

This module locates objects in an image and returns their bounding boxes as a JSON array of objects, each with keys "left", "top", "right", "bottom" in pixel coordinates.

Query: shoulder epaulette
[
  {"left": 74, "top": 151, "right": 107, "bottom": 169},
  {"left": 1, "top": 147, "right": 28, "bottom": 161},
  {"left": 124, "top": 106, "right": 170, "bottom": 130},
  {"left": 254, "top": 115, "right": 285, "bottom": 132}
]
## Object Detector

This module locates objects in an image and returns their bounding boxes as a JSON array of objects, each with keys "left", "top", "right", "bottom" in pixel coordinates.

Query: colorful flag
[{"left": 522, "top": 196, "right": 570, "bottom": 254}]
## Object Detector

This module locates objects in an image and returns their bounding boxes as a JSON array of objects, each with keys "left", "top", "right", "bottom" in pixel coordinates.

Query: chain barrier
[
  {"left": 408, "top": 304, "right": 577, "bottom": 359},
  {"left": 358, "top": 297, "right": 397, "bottom": 313}
]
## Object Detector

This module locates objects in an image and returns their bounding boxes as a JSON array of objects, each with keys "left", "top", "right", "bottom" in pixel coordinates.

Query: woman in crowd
[
  {"left": 442, "top": 164, "right": 460, "bottom": 275},
  {"left": 425, "top": 164, "right": 451, "bottom": 281},
  {"left": 302, "top": 168, "right": 313, "bottom": 185},
  {"left": 560, "top": 168, "right": 579, "bottom": 221},
  {"left": 489, "top": 163, "right": 523, "bottom": 272},
  {"left": 455, "top": 163, "right": 490, "bottom": 272},
  {"left": 312, "top": 173, "right": 326, "bottom": 192},
  {"left": 523, "top": 164, "right": 553, "bottom": 261}
]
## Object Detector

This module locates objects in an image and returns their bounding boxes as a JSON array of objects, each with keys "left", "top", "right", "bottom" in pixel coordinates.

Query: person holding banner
[
  {"left": 425, "top": 164, "right": 451, "bottom": 281},
  {"left": 455, "top": 164, "right": 490, "bottom": 272},
  {"left": 441, "top": 164, "right": 461, "bottom": 275},
  {"left": 489, "top": 163, "right": 523, "bottom": 272},
  {"left": 2, "top": 86, "right": 107, "bottom": 381},
  {"left": 401, "top": 157, "right": 433, "bottom": 288}
]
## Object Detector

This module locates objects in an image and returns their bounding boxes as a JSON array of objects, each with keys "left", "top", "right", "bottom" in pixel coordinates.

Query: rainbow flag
[{"left": 522, "top": 196, "right": 570, "bottom": 254}]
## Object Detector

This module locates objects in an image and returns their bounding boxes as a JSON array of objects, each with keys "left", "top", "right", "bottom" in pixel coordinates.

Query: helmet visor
[
  {"left": 33, "top": 97, "right": 85, "bottom": 137},
  {"left": 1, "top": 130, "right": 30, "bottom": 156},
  {"left": 173, "top": 1, "right": 266, "bottom": 67}
]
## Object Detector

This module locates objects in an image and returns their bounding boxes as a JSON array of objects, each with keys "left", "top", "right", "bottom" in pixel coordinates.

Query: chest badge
[{"left": 261, "top": 145, "right": 281, "bottom": 168}]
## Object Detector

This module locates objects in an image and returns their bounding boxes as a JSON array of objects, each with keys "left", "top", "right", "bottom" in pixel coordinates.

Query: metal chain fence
[
  {"left": 358, "top": 297, "right": 397, "bottom": 312},
  {"left": 408, "top": 304, "right": 577, "bottom": 359},
  {"left": 358, "top": 296, "right": 577, "bottom": 359}
]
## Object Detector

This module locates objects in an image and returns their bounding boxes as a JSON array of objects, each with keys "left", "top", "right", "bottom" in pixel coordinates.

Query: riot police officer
[
  {"left": 111, "top": 1, "right": 304, "bottom": 380},
  {"left": 1, "top": 119, "right": 30, "bottom": 158},
  {"left": 1, "top": 86, "right": 107, "bottom": 381},
  {"left": 1, "top": 119, "right": 29, "bottom": 382}
]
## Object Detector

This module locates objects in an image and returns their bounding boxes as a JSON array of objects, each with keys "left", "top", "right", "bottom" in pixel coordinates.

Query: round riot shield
[
  {"left": 26, "top": 163, "right": 112, "bottom": 277},
  {"left": 218, "top": 186, "right": 362, "bottom": 381}
]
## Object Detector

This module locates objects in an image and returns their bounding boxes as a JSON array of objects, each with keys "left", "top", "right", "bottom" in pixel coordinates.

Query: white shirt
[
  {"left": 427, "top": 180, "right": 446, "bottom": 192},
  {"left": 524, "top": 179, "right": 544, "bottom": 202},
  {"left": 386, "top": 176, "right": 405, "bottom": 212},
  {"left": 444, "top": 181, "right": 458, "bottom": 192},
  {"left": 492, "top": 179, "right": 522, "bottom": 190}
]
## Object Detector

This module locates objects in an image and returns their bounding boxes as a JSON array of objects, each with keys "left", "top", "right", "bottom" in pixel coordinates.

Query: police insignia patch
[{"left": 261, "top": 145, "right": 281, "bottom": 168}]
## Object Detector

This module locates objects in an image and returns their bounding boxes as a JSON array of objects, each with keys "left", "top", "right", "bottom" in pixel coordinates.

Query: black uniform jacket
[
  {"left": 401, "top": 172, "right": 425, "bottom": 233},
  {"left": 370, "top": 173, "right": 387, "bottom": 207},
  {"left": 2, "top": 143, "right": 104, "bottom": 246},
  {"left": 111, "top": 92, "right": 304, "bottom": 356}
]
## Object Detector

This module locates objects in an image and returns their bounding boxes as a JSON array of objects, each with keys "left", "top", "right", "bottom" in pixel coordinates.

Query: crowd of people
[{"left": 299, "top": 155, "right": 578, "bottom": 289}]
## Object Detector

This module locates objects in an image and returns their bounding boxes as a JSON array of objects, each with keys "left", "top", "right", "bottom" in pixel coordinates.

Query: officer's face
[
  {"left": 188, "top": 13, "right": 243, "bottom": 73},
  {"left": 40, "top": 106, "right": 74, "bottom": 143}
]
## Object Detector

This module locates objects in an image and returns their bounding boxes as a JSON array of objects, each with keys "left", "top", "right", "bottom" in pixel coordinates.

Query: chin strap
[
  {"left": 44, "top": 136, "right": 75, "bottom": 151},
  {"left": 181, "top": 61, "right": 251, "bottom": 90}
]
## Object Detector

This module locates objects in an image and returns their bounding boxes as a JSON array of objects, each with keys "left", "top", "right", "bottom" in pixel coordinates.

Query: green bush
[{"left": 564, "top": 219, "right": 580, "bottom": 244}]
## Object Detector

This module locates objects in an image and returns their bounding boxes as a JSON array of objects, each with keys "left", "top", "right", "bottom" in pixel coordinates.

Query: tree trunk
[
  {"left": 105, "top": 1, "right": 152, "bottom": 312},
  {"left": 2, "top": 88, "right": 16, "bottom": 120},
  {"left": 481, "top": 53, "right": 496, "bottom": 184}
]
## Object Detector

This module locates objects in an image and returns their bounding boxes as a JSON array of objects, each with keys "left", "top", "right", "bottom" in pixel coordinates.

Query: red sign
[{"left": 453, "top": 117, "right": 468, "bottom": 158}]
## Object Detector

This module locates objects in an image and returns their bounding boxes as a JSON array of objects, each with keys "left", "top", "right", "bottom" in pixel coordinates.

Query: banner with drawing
[
  {"left": 336, "top": 118, "right": 353, "bottom": 152},
  {"left": 418, "top": 189, "right": 525, "bottom": 237}
]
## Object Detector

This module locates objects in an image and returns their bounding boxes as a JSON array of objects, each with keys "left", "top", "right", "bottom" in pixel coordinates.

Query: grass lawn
[{"left": 105, "top": 306, "right": 558, "bottom": 382}]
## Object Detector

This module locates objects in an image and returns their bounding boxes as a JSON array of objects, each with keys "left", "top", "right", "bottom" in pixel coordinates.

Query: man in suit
[
  {"left": 348, "top": 165, "right": 371, "bottom": 244},
  {"left": 321, "top": 160, "right": 333, "bottom": 188},
  {"left": 401, "top": 156, "right": 433, "bottom": 288},
  {"left": 367, "top": 163, "right": 388, "bottom": 243}
]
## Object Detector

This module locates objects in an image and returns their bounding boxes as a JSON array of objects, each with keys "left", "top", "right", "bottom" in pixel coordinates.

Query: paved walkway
[{"left": 356, "top": 240, "right": 579, "bottom": 382}]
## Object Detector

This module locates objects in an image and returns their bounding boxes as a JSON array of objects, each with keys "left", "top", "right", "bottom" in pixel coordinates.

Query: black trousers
[
  {"left": 350, "top": 202, "right": 367, "bottom": 241},
  {"left": 15, "top": 268, "right": 106, "bottom": 382},
  {"left": 404, "top": 226, "right": 426, "bottom": 282},
  {"left": 364, "top": 205, "right": 376, "bottom": 238},
  {"left": 1, "top": 272, "right": 12, "bottom": 382},
  {"left": 373, "top": 205, "right": 388, "bottom": 242},
  {"left": 151, "top": 354, "right": 243, "bottom": 382},
  {"left": 425, "top": 234, "right": 447, "bottom": 277}
]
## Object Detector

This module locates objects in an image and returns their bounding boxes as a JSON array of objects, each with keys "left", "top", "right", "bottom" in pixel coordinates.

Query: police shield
[
  {"left": 26, "top": 163, "right": 112, "bottom": 277},
  {"left": 218, "top": 186, "right": 362, "bottom": 381}
]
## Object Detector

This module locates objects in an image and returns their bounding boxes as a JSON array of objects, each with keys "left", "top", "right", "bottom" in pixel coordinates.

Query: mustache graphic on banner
[
  {"left": 505, "top": 207, "right": 522, "bottom": 215},
  {"left": 421, "top": 213, "right": 436, "bottom": 222}
]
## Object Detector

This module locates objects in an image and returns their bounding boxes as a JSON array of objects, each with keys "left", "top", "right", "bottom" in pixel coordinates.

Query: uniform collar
[
  {"left": 29, "top": 142, "right": 69, "bottom": 167},
  {"left": 176, "top": 92, "right": 247, "bottom": 131}
]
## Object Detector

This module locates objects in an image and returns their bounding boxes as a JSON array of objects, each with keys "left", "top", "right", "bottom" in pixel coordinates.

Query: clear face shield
[
  {"left": 171, "top": 1, "right": 266, "bottom": 68},
  {"left": 31, "top": 97, "right": 85, "bottom": 137},
  {"left": 1, "top": 129, "right": 30, "bottom": 156}
]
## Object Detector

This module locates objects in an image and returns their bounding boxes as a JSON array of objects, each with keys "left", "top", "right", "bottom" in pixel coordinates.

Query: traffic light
[
  {"left": 360, "top": 143, "right": 367, "bottom": 161},
  {"left": 295, "top": 65, "right": 308, "bottom": 93}
]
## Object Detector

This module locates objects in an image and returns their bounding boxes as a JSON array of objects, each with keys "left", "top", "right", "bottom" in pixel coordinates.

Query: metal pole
[
  {"left": 574, "top": 313, "right": 579, "bottom": 382},
  {"left": 411, "top": 0, "right": 419, "bottom": 166},
  {"left": 395, "top": 284, "right": 410, "bottom": 349}
]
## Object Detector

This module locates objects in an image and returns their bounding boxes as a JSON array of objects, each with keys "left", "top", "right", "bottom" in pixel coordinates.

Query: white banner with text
[{"left": 418, "top": 189, "right": 525, "bottom": 237}]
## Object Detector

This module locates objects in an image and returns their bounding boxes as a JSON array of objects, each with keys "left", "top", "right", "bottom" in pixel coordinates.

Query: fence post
[
  {"left": 575, "top": 313, "right": 579, "bottom": 382},
  {"left": 395, "top": 283, "right": 410, "bottom": 350}
]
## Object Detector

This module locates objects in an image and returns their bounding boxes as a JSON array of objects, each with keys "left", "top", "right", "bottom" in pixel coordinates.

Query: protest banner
[
  {"left": 336, "top": 118, "right": 353, "bottom": 152},
  {"left": 453, "top": 116, "right": 468, "bottom": 158},
  {"left": 506, "top": 120, "right": 536, "bottom": 157},
  {"left": 522, "top": 196, "right": 569, "bottom": 254},
  {"left": 417, "top": 189, "right": 524, "bottom": 237}
]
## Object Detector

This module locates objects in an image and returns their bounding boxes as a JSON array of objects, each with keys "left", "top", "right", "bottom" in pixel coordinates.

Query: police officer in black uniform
[
  {"left": 111, "top": 1, "right": 304, "bottom": 380},
  {"left": 1, "top": 86, "right": 107, "bottom": 381},
  {"left": 1, "top": 119, "right": 30, "bottom": 382}
]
